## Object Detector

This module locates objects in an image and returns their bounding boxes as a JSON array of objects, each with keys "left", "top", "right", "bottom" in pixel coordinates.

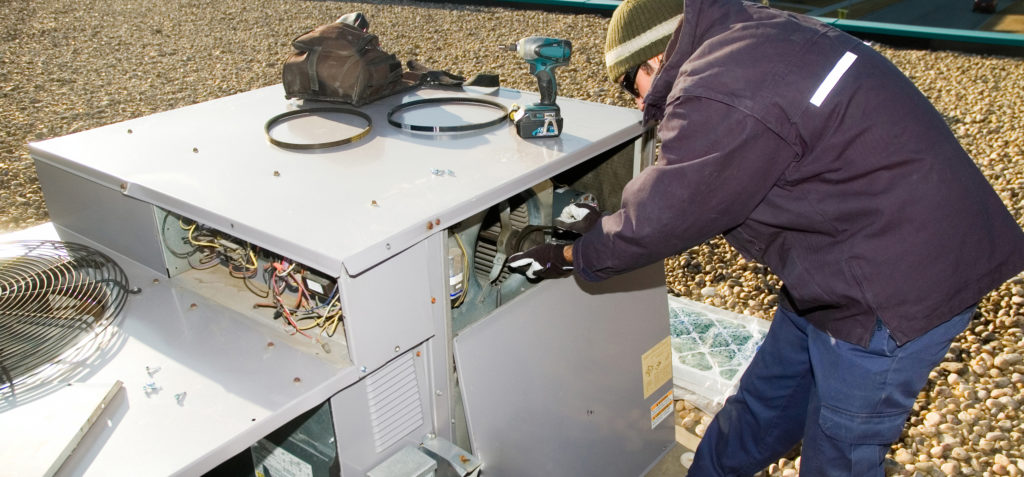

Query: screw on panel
[
  {"left": 370, "top": 200, "right": 379, "bottom": 207},
  {"left": 430, "top": 169, "right": 445, "bottom": 176},
  {"left": 189, "top": 303, "right": 198, "bottom": 310},
  {"left": 119, "top": 183, "right": 128, "bottom": 193},
  {"left": 174, "top": 392, "right": 187, "bottom": 405},
  {"left": 152, "top": 278, "right": 160, "bottom": 284},
  {"left": 273, "top": 170, "right": 281, "bottom": 177},
  {"left": 192, "top": 147, "right": 199, "bottom": 153},
  {"left": 360, "top": 366, "right": 367, "bottom": 373},
  {"left": 394, "top": 345, "right": 401, "bottom": 352},
  {"left": 427, "top": 222, "right": 434, "bottom": 230},
  {"left": 293, "top": 377, "right": 302, "bottom": 384},
  {"left": 127, "top": 129, "right": 133, "bottom": 134},
  {"left": 142, "top": 381, "right": 161, "bottom": 395}
]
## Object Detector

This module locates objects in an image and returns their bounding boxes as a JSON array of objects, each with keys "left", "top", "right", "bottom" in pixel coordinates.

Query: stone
[
  {"left": 940, "top": 362, "right": 966, "bottom": 374},
  {"left": 951, "top": 447, "right": 970, "bottom": 460},
  {"left": 893, "top": 449, "right": 915, "bottom": 465}
]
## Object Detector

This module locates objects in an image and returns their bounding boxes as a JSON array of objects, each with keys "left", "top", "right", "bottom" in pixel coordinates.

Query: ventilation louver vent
[
  {"left": 0, "top": 240, "right": 130, "bottom": 392},
  {"left": 366, "top": 352, "right": 423, "bottom": 452}
]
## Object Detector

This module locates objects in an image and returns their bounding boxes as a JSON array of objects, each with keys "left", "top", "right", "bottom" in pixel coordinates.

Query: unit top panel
[{"left": 29, "top": 85, "right": 643, "bottom": 276}]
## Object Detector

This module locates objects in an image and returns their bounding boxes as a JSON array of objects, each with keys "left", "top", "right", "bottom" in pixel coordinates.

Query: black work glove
[
  {"left": 554, "top": 202, "right": 602, "bottom": 235},
  {"left": 507, "top": 242, "right": 573, "bottom": 280}
]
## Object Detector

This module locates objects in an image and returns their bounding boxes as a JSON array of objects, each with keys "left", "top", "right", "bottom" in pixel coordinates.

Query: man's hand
[
  {"left": 554, "top": 202, "right": 602, "bottom": 235},
  {"left": 507, "top": 243, "right": 573, "bottom": 280}
]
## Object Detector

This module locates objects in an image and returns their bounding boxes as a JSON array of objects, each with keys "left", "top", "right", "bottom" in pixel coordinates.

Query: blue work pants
[{"left": 689, "top": 304, "right": 973, "bottom": 476}]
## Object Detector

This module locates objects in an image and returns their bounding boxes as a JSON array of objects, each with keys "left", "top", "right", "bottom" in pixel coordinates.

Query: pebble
[
  {"left": 3, "top": 0, "right": 1024, "bottom": 474},
  {"left": 894, "top": 448, "right": 915, "bottom": 465},
  {"left": 952, "top": 447, "right": 970, "bottom": 460}
]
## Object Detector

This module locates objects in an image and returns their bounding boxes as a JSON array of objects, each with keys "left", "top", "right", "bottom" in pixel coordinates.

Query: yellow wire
[
  {"left": 246, "top": 250, "right": 258, "bottom": 270},
  {"left": 297, "top": 316, "right": 324, "bottom": 331},
  {"left": 180, "top": 221, "right": 219, "bottom": 248},
  {"left": 452, "top": 233, "right": 469, "bottom": 308},
  {"left": 276, "top": 263, "right": 295, "bottom": 277}
]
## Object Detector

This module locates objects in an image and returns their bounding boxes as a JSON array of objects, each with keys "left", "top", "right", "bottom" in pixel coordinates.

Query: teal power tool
[{"left": 501, "top": 37, "right": 572, "bottom": 138}]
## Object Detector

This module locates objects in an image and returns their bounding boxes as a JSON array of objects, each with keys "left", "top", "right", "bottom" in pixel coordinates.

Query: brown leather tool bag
[{"left": 282, "top": 22, "right": 418, "bottom": 106}]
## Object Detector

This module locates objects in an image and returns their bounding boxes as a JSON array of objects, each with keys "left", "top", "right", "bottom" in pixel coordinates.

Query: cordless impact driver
[{"left": 500, "top": 36, "right": 572, "bottom": 138}]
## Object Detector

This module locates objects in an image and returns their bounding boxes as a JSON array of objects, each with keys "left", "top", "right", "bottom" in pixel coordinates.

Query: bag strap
[{"left": 306, "top": 47, "right": 321, "bottom": 93}]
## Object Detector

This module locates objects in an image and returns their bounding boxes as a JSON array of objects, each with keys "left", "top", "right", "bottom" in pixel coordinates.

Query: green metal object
[
  {"left": 489, "top": 0, "right": 1024, "bottom": 48},
  {"left": 499, "top": 0, "right": 620, "bottom": 11},
  {"left": 812, "top": 17, "right": 1024, "bottom": 47}
]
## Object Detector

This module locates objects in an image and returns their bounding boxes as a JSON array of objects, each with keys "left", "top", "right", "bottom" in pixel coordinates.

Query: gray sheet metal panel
[
  {"left": 33, "top": 160, "right": 168, "bottom": 275},
  {"left": 340, "top": 233, "right": 440, "bottom": 378},
  {"left": 27, "top": 86, "right": 644, "bottom": 278},
  {"left": 453, "top": 263, "right": 674, "bottom": 476},
  {"left": 330, "top": 343, "right": 435, "bottom": 476}
]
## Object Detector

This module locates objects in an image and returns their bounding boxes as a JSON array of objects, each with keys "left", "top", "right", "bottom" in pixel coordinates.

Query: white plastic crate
[{"left": 668, "top": 296, "right": 770, "bottom": 414}]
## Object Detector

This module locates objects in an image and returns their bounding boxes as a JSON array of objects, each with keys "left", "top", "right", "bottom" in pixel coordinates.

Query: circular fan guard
[{"left": 0, "top": 240, "right": 130, "bottom": 391}]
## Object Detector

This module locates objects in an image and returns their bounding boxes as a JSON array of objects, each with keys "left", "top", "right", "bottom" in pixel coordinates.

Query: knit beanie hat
[{"left": 605, "top": 0, "right": 685, "bottom": 83}]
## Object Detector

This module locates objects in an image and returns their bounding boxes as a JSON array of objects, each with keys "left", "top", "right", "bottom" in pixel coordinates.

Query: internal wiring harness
[{"left": 162, "top": 213, "right": 342, "bottom": 347}]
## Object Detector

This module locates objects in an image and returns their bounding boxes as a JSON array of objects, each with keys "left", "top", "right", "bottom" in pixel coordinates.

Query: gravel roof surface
[{"left": 2, "top": 0, "right": 1023, "bottom": 474}]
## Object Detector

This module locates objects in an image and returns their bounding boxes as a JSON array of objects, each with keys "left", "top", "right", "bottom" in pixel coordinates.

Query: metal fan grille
[{"left": 0, "top": 240, "right": 130, "bottom": 391}]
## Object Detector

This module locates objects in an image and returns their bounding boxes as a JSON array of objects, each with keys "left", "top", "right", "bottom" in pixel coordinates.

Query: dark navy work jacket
[{"left": 574, "top": 0, "right": 1024, "bottom": 347}]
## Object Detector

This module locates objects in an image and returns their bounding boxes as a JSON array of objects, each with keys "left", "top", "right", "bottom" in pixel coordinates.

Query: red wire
[{"left": 276, "top": 295, "right": 312, "bottom": 339}]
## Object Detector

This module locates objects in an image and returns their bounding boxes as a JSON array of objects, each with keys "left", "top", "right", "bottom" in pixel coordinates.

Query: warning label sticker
[{"left": 650, "top": 389, "right": 674, "bottom": 429}]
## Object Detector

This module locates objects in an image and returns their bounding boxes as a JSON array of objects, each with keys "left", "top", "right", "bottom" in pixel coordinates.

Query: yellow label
[{"left": 642, "top": 335, "right": 672, "bottom": 399}]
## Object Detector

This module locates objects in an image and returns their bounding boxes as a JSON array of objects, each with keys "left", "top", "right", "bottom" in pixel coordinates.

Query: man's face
[{"left": 618, "top": 56, "right": 661, "bottom": 110}]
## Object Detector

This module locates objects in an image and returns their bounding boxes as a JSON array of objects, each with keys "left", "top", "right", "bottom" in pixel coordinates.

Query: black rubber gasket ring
[
  {"left": 387, "top": 97, "right": 509, "bottom": 133},
  {"left": 265, "top": 107, "right": 372, "bottom": 150}
]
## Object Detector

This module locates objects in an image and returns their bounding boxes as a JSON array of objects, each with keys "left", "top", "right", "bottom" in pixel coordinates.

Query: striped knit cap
[{"left": 605, "top": 0, "right": 685, "bottom": 83}]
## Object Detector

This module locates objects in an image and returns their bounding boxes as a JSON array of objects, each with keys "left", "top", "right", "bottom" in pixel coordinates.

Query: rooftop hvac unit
[{"left": 9, "top": 85, "right": 675, "bottom": 476}]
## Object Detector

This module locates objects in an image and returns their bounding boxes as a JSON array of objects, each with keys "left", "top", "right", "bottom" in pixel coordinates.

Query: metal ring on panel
[
  {"left": 265, "top": 107, "right": 373, "bottom": 150},
  {"left": 387, "top": 97, "right": 509, "bottom": 133}
]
